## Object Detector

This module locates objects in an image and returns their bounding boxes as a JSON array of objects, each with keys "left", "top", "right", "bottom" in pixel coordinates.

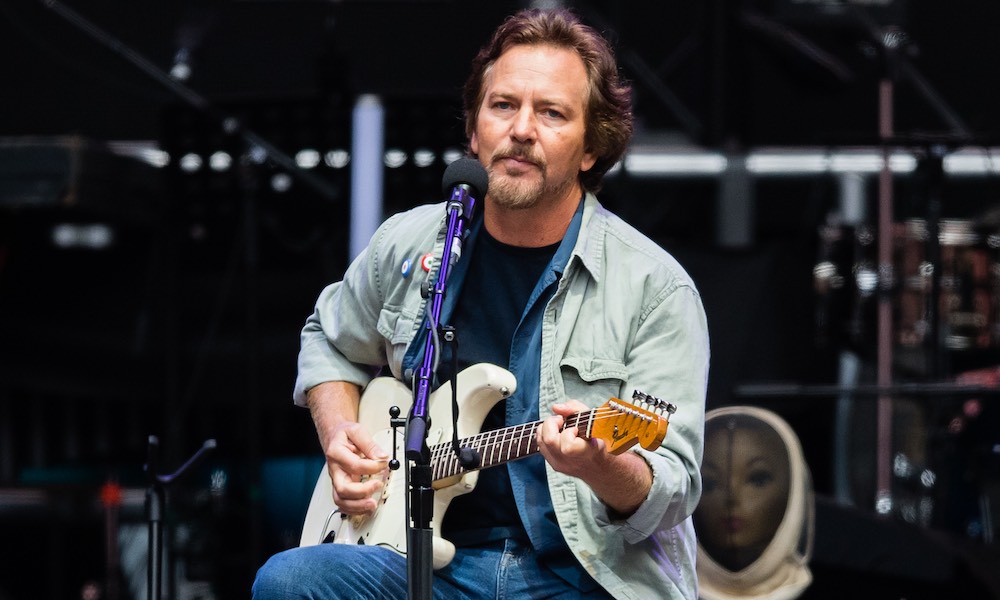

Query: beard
[
  {"left": 485, "top": 145, "right": 573, "bottom": 210},
  {"left": 487, "top": 169, "right": 543, "bottom": 209}
]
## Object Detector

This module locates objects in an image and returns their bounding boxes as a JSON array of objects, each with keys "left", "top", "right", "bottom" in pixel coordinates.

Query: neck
[{"left": 484, "top": 189, "right": 582, "bottom": 248}]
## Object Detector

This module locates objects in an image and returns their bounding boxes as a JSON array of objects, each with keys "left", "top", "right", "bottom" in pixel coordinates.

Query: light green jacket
[{"left": 294, "top": 193, "right": 710, "bottom": 599}]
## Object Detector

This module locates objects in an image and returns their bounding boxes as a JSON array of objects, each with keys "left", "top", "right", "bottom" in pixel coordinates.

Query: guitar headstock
[{"left": 590, "top": 390, "right": 675, "bottom": 455}]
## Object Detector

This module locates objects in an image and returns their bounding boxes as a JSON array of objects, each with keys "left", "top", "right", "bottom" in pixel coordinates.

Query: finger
[
  {"left": 329, "top": 436, "right": 389, "bottom": 477},
  {"left": 332, "top": 466, "right": 383, "bottom": 495},
  {"left": 327, "top": 445, "right": 379, "bottom": 477},
  {"left": 537, "top": 414, "right": 564, "bottom": 448},
  {"left": 335, "top": 494, "right": 377, "bottom": 516},
  {"left": 331, "top": 468, "right": 384, "bottom": 515},
  {"left": 552, "top": 400, "right": 589, "bottom": 416},
  {"left": 558, "top": 426, "right": 590, "bottom": 456},
  {"left": 343, "top": 425, "right": 390, "bottom": 470}
]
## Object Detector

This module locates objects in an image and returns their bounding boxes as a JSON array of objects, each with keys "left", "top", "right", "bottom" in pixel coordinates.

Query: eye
[
  {"left": 748, "top": 469, "right": 775, "bottom": 487},
  {"left": 544, "top": 108, "right": 564, "bottom": 120},
  {"left": 493, "top": 101, "right": 513, "bottom": 111}
]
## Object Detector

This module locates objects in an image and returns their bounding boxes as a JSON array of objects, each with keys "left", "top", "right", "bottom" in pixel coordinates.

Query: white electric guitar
[{"left": 299, "top": 363, "right": 675, "bottom": 569}]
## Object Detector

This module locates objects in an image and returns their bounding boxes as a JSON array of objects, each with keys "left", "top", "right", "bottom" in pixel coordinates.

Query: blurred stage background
[{"left": 1, "top": 0, "right": 999, "bottom": 598}]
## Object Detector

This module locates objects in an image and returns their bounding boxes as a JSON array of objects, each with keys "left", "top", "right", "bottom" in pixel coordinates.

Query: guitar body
[{"left": 299, "top": 363, "right": 518, "bottom": 569}]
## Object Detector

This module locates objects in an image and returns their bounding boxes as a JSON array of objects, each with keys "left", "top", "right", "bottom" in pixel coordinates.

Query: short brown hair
[{"left": 462, "top": 8, "right": 633, "bottom": 193}]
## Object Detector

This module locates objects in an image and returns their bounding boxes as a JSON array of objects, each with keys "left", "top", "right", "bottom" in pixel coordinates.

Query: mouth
[
  {"left": 722, "top": 517, "right": 745, "bottom": 534},
  {"left": 493, "top": 151, "right": 541, "bottom": 172}
]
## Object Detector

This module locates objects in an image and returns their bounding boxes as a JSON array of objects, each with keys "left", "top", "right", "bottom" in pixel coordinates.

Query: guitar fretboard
[{"left": 429, "top": 411, "right": 593, "bottom": 481}]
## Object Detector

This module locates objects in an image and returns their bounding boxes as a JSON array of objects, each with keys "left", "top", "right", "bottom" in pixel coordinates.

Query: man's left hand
[{"left": 537, "top": 400, "right": 653, "bottom": 516}]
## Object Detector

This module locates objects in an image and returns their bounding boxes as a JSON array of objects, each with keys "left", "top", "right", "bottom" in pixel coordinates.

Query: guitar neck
[{"left": 430, "top": 410, "right": 594, "bottom": 481}]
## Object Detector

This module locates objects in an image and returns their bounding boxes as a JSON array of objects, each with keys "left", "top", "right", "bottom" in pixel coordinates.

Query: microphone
[
  {"left": 441, "top": 158, "right": 488, "bottom": 266},
  {"left": 442, "top": 157, "right": 488, "bottom": 205}
]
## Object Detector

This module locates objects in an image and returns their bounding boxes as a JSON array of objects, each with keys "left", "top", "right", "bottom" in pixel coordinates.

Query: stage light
[
  {"left": 621, "top": 151, "right": 727, "bottom": 175},
  {"left": 442, "top": 148, "right": 464, "bottom": 165},
  {"left": 855, "top": 264, "right": 878, "bottom": 297},
  {"left": 944, "top": 149, "right": 1000, "bottom": 175},
  {"left": 747, "top": 152, "right": 827, "bottom": 174},
  {"left": 51, "top": 223, "right": 115, "bottom": 249},
  {"left": 179, "top": 152, "right": 203, "bottom": 173},
  {"left": 324, "top": 149, "right": 350, "bottom": 169},
  {"left": 247, "top": 144, "right": 268, "bottom": 165},
  {"left": 828, "top": 153, "right": 883, "bottom": 173},
  {"left": 413, "top": 148, "right": 435, "bottom": 168},
  {"left": 107, "top": 141, "right": 170, "bottom": 168},
  {"left": 270, "top": 173, "right": 293, "bottom": 193},
  {"left": 170, "top": 47, "right": 193, "bottom": 81},
  {"left": 209, "top": 151, "right": 232, "bottom": 172},
  {"left": 384, "top": 149, "right": 407, "bottom": 168},
  {"left": 876, "top": 491, "right": 893, "bottom": 515},
  {"left": 295, "top": 149, "right": 321, "bottom": 169}
]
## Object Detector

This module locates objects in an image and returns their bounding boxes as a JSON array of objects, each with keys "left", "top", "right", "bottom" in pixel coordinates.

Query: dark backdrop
[{"left": 2, "top": 1, "right": 999, "bottom": 598}]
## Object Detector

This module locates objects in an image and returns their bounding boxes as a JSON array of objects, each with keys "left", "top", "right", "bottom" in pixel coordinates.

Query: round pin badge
[{"left": 420, "top": 253, "right": 435, "bottom": 272}]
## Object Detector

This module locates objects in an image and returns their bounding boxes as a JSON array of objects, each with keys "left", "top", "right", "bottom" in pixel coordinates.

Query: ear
[
  {"left": 470, "top": 131, "right": 480, "bottom": 156},
  {"left": 580, "top": 149, "right": 597, "bottom": 173}
]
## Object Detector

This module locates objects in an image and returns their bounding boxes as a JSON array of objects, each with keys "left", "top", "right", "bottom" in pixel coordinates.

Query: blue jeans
[{"left": 251, "top": 539, "right": 614, "bottom": 599}]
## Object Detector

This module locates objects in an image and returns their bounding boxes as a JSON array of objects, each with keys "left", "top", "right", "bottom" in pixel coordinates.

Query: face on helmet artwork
[{"left": 695, "top": 414, "right": 791, "bottom": 571}]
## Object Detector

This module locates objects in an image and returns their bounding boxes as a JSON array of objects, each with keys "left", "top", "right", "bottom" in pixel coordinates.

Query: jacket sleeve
[
  {"left": 594, "top": 281, "right": 709, "bottom": 543},
  {"left": 292, "top": 216, "right": 400, "bottom": 406}
]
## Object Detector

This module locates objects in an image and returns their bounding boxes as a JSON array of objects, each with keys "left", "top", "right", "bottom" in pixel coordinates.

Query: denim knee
[
  {"left": 252, "top": 549, "right": 312, "bottom": 599},
  {"left": 252, "top": 544, "right": 408, "bottom": 600}
]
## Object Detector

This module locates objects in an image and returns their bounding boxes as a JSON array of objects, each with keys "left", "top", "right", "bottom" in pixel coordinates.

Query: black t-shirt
[{"left": 440, "top": 226, "right": 558, "bottom": 543}]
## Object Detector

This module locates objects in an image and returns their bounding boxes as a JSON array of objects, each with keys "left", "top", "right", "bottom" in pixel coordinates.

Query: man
[{"left": 253, "top": 7, "right": 708, "bottom": 599}]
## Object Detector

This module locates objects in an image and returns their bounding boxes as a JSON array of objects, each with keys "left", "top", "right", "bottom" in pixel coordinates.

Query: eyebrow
[{"left": 487, "top": 90, "right": 576, "bottom": 113}]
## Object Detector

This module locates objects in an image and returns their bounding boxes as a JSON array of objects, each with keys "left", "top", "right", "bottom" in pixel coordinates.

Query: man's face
[{"left": 470, "top": 44, "right": 597, "bottom": 211}]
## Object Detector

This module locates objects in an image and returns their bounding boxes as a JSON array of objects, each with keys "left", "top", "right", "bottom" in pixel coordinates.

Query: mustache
[{"left": 490, "top": 145, "right": 545, "bottom": 169}]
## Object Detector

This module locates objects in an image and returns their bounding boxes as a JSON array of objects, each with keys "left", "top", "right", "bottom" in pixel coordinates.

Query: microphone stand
[
  {"left": 144, "top": 435, "right": 216, "bottom": 600},
  {"left": 404, "top": 183, "right": 476, "bottom": 600}
]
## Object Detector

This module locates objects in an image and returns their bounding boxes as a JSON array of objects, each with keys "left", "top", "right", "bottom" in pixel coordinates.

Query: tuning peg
[{"left": 634, "top": 390, "right": 677, "bottom": 415}]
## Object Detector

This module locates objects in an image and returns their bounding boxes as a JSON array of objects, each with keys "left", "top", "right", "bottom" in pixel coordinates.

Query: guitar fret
[
  {"left": 494, "top": 428, "right": 506, "bottom": 465},
  {"left": 522, "top": 423, "right": 536, "bottom": 457},
  {"left": 492, "top": 428, "right": 504, "bottom": 467},
  {"left": 487, "top": 428, "right": 501, "bottom": 468},
  {"left": 480, "top": 430, "right": 493, "bottom": 469},
  {"left": 523, "top": 424, "right": 533, "bottom": 458},
  {"left": 491, "top": 428, "right": 502, "bottom": 467},
  {"left": 442, "top": 448, "right": 454, "bottom": 480},
  {"left": 505, "top": 426, "right": 517, "bottom": 462}
]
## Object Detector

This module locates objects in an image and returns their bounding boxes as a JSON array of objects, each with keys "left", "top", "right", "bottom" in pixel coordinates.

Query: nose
[
  {"left": 510, "top": 106, "right": 536, "bottom": 143},
  {"left": 724, "top": 472, "right": 738, "bottom": 509}
]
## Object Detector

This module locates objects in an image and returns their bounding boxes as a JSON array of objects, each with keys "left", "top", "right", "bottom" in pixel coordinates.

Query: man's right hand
[
  {"left": 306, "top": 380, "right": 389, "bottom": 516},
  {"left": 323, "top": 420, "right": 389, "bottom": 516}
]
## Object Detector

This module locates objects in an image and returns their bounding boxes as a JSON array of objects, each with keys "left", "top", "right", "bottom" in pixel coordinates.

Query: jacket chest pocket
[
  {"left": 377, "top": 308, "right": 418, "bottom": 371},
  {"left": 559, "top": 356, "right": 629, "bottom": 406}
]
